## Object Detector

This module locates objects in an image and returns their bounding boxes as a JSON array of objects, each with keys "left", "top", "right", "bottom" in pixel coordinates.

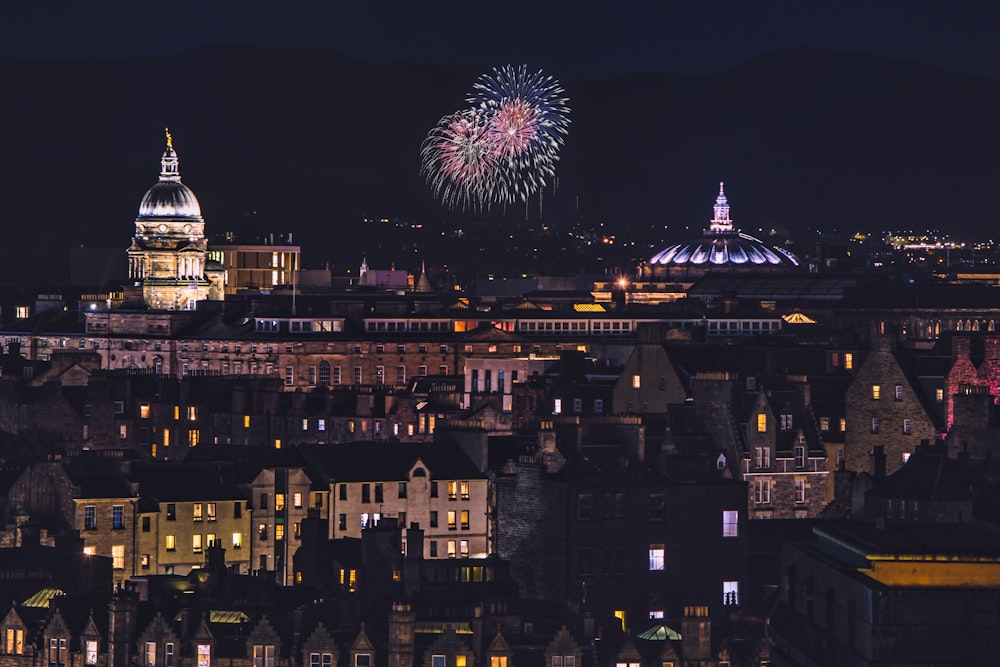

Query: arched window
[{"left": 318, "top": 361, "right": 331, "bottom": 387}]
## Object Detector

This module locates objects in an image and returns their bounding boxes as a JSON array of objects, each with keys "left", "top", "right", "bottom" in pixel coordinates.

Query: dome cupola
[
  {"left": 137, "top": 128, "right": 203, "bottom": 220},
  {"left": 648, "top": 182, "right": 800, "bottom": 269}
]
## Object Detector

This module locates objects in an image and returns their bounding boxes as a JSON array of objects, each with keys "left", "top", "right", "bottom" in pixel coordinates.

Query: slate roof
[{"left": 300, "top": 441, "right": 487, "bottom": 483}]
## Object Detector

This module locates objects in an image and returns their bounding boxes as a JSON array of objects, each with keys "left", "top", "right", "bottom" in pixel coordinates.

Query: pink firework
[
  {"left": 420, "top": 110, "right": 500, "bottom": 210},
  {"left": 489, "top": 98, "right": 540, "bottom": 161}
]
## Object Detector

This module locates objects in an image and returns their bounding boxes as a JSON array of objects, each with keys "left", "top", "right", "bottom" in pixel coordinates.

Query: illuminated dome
[
  {"left": 648, "top": 183, "right": 799, "bottom": 269},
  {"left": 137, "top": 132, "right": 203, "bottom": 220}
]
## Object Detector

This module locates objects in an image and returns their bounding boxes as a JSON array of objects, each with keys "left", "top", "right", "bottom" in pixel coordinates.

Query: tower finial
[{"left": 165, "top": 127, "right": 173, "bottom": 149}]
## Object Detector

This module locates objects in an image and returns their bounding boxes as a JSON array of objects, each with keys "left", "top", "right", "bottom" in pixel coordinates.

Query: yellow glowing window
[
  {"left": 632, "top": 374, "right": 641, "bottom": 389},
  {"left": 243, "top": 415, "right": 251, "bottom": 428},
  {"left": 165, "top": 535, "right": 176, "bottom": 551},
  {"left": 614, "top": 610, "right": 626, "bottom": 632},
  {"left": 456, "top": 657, "right": 467, "bottom": 667},
  {"left": 274, "top": 438, "right": 282, "bottom": 449},
  {"left": 275, "top": 524, "right": 285, "bottom": 541},
  {"left": 448, "top": 511, "right": 457, "bottom": 530},
  {"left": 83, "top": 546, "right": 96, "bottom": 555},
  {"left": 173, "top": 405, "right": 180, "bottom": 420},
  {"left": 871, "top": 385, "right": 881, "bottom": 400},
  {"left": 187, "top": 406, "right": 197, "bottom": 421},
  {"left": 460, "top": 481, "right": 470, "bottom": 500},
  {"left": 140, "top": 404, "right": 150, "bottom": 419},
  {"left": 756, "top": 413, "right": 767, "bottom": 432},
  {"left": 188, "top": 429, "right": 200, "bottom": 446},
  {"left": 936, "top": 388, "right": 944, "bottom": 402},
  {"left": 275, "top": 494, "right": 286, "bottom": 511},
  {"left": 490, "top": 658, "right": 507, "bottom": 667},
  {"left": 232, "top": 532, "right": 242, "bottom": 549},
  {"left": 348, "top": 569, "right": 357, "bottom": 592},
  {"left": 448, "top": 481, "right": 458, "bottom": 500},
  {"left": 163, "top": 429, "right": 170, "bottom": 447},
  {"left": 844, "top": 353, "right": 854, "bottom": 370}
]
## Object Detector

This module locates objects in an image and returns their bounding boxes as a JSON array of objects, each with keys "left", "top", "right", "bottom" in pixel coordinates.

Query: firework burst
[
  {"left": 420, "top": 110, "right": 499, "bottom": 210},
  {"left": 421, "top": 65, "right": 570, "bottom": 211}
]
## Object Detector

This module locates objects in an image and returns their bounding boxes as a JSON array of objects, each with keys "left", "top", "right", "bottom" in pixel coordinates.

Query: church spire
[
  {"left": 708, "top": 181, "right": 733, "bottom": 233},
  {"left": 160, "top": 127, "right": 181, "bottom": 182}
]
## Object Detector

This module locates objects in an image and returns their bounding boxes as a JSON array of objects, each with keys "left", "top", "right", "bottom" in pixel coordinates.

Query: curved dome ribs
[{"left": 648, "top": 182, "right": 800, "bottom": 270}]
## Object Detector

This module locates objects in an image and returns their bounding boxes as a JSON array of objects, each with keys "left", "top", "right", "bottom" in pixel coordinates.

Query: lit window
[
  {"left": 756, "top": 413, "right": 767, "bottom": 432},
  {"left": 207, "top": 502, "right": 216, "bottom": 521},
  {"left": 448, "top": 540, "right": 457, "bottom": 558},
  {"left": 553, "top": 398, "right": 562, "bottom": 414},
  {"left": 722, "top": 510, "right": 739, "bottom": 537},
  {"left": 140, "top": 404, "right": 150, "bottom": 419},
  {"left": 872, "top": 384, "right": 880, "bottom": 400},
  {"left": 902, "top": 452, "right": 912, "bottom": 463},
  {"left": 85, "top": 640, "right": 96, "bottom": 665},
  {"left": 648, "top": 544, "right": 664, "bottom": 570},
  {"left": 112, "top": 544, "right": 125, "bottom": 569},
  {"left": 275, "top": 524, "right": 284, "bottom": 541},
  {"left": 197, "top": 644, "right": 211, "bottom": 667},
  {"left": 293, "top": 493, "right": 302, "bottom": 508},
  {"left": 275, "top": 494, "right": 285, "bottom": 511},
  {"left": 723, "top": 581, "right": 740, "bottom": 606},
  {"left": 193, "top": 503, "right": 203, "bottom": 521},
  {"left": 187, "top": 406, "right": 197, "bottom": 421},
  {"left": 936, "top": 388, "right": 944, "bottom": 402},
  {"left": 844, "top": 353, "right": 853, "bottom": 369},
  {"left": 448, "top": 511, "right": 457, "bottom": 530},
  {"left": 165, "top": 534, "right": 176, "bottom": 551},
  {"left": 632, "top": 374, "right": 641, "bottom": 389},
  {"left": 460, "top": 510, "right": 470, "bottom": 530},
  {"left": 820, "top": 417, "right": 830, "bottom": 431},
  {"left": 460, "top": 481, "right": 470, "bottom": 500},
  {"left": 232, "top": 532, "right": 242, "bottom": 549},
  {"left": 188, "top": 429, "right": 200, "bottom": 446},
  {"left": 243, "top": 415, "right": 251, "bottom": 428},
  {"left": 193, "top": 534, "right": 203, "bottom": 553}
]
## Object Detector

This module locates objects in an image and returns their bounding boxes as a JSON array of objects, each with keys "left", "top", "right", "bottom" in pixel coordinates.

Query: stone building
[
  {"left": 741, "top": 379, "right": 829, "bottom": 519},
  {"left": 126, "top": 130, "right": 224, "bottom": 310},
  {"left": 843, "top": 335, "right": 942, "bottom": 477},
  {"left": 772, "top": 522, "right": 1000, "bottom": 666}
]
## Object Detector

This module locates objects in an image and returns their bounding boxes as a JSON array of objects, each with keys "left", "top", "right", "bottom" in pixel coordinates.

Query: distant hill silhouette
[{"left": 0, "top": 45, "right": 997, "bottom": 284}]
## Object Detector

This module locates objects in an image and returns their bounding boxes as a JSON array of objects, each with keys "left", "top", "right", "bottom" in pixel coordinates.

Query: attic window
[{"left": 412, "top": 467, "right": 426, "bottom": 477}]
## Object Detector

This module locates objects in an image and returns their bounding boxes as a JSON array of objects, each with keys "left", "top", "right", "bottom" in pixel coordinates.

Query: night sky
[{"left": 3, "top": 1, "right": 997, "bottom": 81}]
